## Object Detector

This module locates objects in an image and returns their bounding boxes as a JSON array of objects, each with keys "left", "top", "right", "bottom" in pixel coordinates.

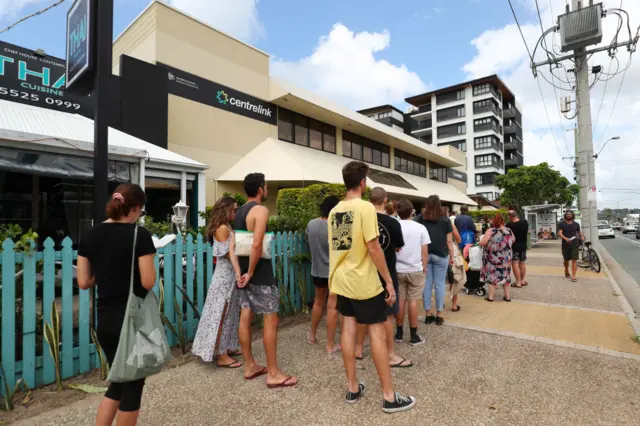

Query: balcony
[
  {"left": 473, "top": 85, "right": 502, "bottom": 102},
  {"left": 503, "top": 103, "right": 517, "bottom": 119},
  {"left": 504, "top": 135, "right": 523, "bottom": 153},
  {"left": 410, "top": 104, "right": 432, "bottom": 121},
  {"left": 473, "top": 103, "right": 501, "bottom": 118},
  {"left": 410, "top": 119, "right": 433, "bottom": 136},
  {"left": 474, "top": 122, "right": 502, "bottom": 135},
  {"left": 505, "top": 152, "right": 523, "bottom": 168},
  {"left": 419, "top": 135, "right": 433, "bottom": 145},
  {"left": 474, "top": 140, "right": 504, "bottom": 153},
  {"left": 504, "top": 119, "right": 520, "bottom": 134},
  {"left": 475, "top": 158, "right": 504, "bottom": 170}
]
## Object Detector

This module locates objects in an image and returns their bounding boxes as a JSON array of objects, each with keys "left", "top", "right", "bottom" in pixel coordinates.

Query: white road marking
[{"left": 608, "top": 232, "right": 640, "bottom": 248}]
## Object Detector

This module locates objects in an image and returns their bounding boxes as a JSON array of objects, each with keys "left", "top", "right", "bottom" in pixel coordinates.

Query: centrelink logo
[
  {"left": 216, "top": 88, "right": 272, "bottom": 118},
  {"left": 168, "top": 72, "right": 175, "bottom": 81},
  {"left": 216, "top": 90, "right": 229, "bottom": 105}
]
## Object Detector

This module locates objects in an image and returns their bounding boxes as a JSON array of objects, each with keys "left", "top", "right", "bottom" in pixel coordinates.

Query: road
[{"left": 600, "top": 231, "right": 640, "bottom": 286}]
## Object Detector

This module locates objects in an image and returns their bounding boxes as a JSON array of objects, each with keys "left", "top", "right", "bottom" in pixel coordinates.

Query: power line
[
  {"left": 507, "top": 0, "right": 534, "bottom": 60},
  {"left": 597, "top": 55, "right": 631, "bottom": 146},
  {"left": 0, "top": 0, "right": 66, "bottom": 34}
]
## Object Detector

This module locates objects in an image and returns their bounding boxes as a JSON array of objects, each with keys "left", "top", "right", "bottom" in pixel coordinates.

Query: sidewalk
[{"left": 15, "top": 241, "right": 640, "bottom": 425}]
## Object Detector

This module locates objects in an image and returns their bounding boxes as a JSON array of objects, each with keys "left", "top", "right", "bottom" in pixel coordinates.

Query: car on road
[
  {"left": 598, "top": 224, "right": 615, "bottom": 239},
  {"left": 598, "top": 220, "right": 609, "bottom": 226},
  {"left": 622, "top": 222, "right": 638, "bottom": 234},
  {"left": 636, "top": 227, "right": 640, "bottom": 240},
  {"left": 612, "top": 222, "right": 623, "bottom": 231}
]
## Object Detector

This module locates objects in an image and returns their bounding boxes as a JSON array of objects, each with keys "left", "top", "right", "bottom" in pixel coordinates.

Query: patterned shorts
[
  {"left": 239, "top": 284, "right": 280, "bottom": 315},
  {"left": 512, "top": 251, "right": 527, "bottom": 262}
]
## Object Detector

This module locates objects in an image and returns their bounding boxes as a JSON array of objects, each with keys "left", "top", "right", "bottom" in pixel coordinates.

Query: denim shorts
[{"left": 239, "top": 284, "right": 280, "bottom": 314}]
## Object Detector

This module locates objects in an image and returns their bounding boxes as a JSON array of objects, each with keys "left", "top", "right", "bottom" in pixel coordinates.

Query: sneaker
[
  {"left": 435, "top": 317, "right": 444, "bottom": 326},
  {"left": 395, "top": 329, "right": 403, "bottom": 343},
  {"left": 382, "top": 392, "right": 416, "bottom": 413},
  {"left": 425, "top": 315, "right": 436, "bottom": 324},
  {"left": 410, "top": 334, "right": 425, "bottom": 346},
  {"left": 346, "top": 382, "right": 366, "bottom": 404}
]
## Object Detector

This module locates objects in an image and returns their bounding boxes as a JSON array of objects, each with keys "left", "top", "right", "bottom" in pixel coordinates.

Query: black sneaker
[
  {"left": 346, "top": 382, "right": 366, "bottom": 404},
  {"left": 435, "top": 317, "right": 444, "bottom": 326},
  {"left": 410, "top": 334, "right": 425, "bottom": 346},
  {"left": 395, "top": 328, "right": 403, "bottom": 343},
  {"left": 425, "top": 315, "right": 436, "bottom": 324},
  {"left": 382, "top": 393, "right": 416, "bottom": 413}
]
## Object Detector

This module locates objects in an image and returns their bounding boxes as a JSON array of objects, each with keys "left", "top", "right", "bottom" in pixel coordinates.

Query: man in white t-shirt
[{"left": 395, "top": 199, "right": 430, "bottom": 346}]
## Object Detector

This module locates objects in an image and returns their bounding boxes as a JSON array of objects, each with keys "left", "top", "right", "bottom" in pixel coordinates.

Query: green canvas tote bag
[{"left": 107, "top": 226, "right": 172, "bottom": 383}]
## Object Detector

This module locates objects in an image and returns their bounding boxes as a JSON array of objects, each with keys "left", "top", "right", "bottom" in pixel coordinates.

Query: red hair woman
[{"left": 479, "top": 214, "right": 515, "bottom": 302}]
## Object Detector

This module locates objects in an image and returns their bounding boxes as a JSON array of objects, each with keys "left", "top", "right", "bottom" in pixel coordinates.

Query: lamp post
[{"left": 593, "top": 136, "right": 620, "bottom": 159}]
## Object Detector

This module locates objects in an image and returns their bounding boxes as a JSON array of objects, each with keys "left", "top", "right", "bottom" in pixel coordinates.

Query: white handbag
[{"left": 234, "top": 230, "right": 273, "bottom": 260}]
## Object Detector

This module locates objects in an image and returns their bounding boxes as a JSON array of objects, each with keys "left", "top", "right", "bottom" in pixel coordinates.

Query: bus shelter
[{"left": 523, "top": 204, "right": 562, "bottom": 246}]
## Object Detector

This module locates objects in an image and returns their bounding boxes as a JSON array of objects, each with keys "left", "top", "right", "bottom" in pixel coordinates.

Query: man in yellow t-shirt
[{"left": 328, "top": 161, "right": 416, "bottom": 414}]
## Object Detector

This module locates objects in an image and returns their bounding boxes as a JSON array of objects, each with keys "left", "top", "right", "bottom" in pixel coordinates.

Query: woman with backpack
[
  {"left": 479, "top": 214, "right": 515, "bottom": 302},
  {"left": 420, "top": 196, "right": 456, "bottom": 325}
]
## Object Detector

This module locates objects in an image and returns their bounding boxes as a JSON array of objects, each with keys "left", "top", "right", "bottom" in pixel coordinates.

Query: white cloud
[
  {"left": 462, "top": 0, "right": 640, "bottom": 209},
  {"left": 271, "top": 23, "right": 428, "bottom": 110},
  {"left": 168, "top": 0, "right": 264, "bottom": 43},
  {"left": 0, "top": 0, "right": 46, "bottom": 20}
]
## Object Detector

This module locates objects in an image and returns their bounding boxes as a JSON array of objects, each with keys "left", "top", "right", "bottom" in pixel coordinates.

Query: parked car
[
  {"left": 622, "top": 222, "right": 638, "bottom": 234},
  {"left": 598, "top": 224, "right": 615, "bottom": 239},
  {"left": 597, "top": 220, "right": 609, "bottom": 226}
]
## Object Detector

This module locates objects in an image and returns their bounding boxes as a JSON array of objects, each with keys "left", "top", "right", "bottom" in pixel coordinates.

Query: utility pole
[
  {"left": 572, "top": 0, "right": 597, "bottom": 243},
  {"left": 93, "top": 0, "right": 114, "bottom": 223}
]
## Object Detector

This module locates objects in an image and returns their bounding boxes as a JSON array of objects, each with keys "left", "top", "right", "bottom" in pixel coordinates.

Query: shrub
[
  {"left": 276, "top": 183, "right": 370, "bottom": 221},
  {"left": 468, "top": 209, "right": 508, "bottom": 222}
]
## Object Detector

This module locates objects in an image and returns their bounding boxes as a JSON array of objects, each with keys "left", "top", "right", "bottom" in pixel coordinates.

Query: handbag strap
[{"left": 130, "top": 225, "right": 139, "bottom": 294}]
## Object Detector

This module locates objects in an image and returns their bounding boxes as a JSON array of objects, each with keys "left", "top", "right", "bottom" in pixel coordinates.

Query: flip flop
[
  {"left": 512, "top": 282, "right": 523, "bottom": 288},
  {"left": 355, "top": 356, "right": 364, "bottom": 361},
  {"left": 244, "top": 366, "right": 268, "bottom": 380},
  {"left": 571, "top": 278, "right": 578, "bottom": 282},
  {"left": 503, "top": 297, "right": 512, "bottom": 302},
  {"left": 266, "top": 376, "right": 297, "bottom": 389},
  {"left": 227, "top": 350, "right": 242, "bottom": 357},
  {"left": 452, "top": 305, "right": 461, "bottom": 312},
  {"left": 522, "top": 281, "right": 529, "bottom": 287},
  {"left": 391, "top": 358, "right": 413, "bottom": 368},
  {"left": 485, "top": 297, "right": 494, "bottom": 302},
  {"left": 217, "top": 358, "right": 242, "bottom": 369},
  {"left": 565, "top": 273, "right": 571, "bottom": 279}
]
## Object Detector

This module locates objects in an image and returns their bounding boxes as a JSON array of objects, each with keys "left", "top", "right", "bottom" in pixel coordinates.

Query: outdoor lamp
[{"left": 172, "top": 200, "right": 189, "bottom": 223}]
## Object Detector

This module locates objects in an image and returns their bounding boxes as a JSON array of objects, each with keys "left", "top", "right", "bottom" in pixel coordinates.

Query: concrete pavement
[{"left": 14, "top": 240, "right": 640, "bottom": 425}]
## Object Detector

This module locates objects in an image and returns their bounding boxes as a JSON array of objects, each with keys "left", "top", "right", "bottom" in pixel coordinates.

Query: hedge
[
  {"left": 468, "top": 209, "right": 508, "bottom": 221},
  {"left": 277, "top": 183, "right": 370, "bottom": 218}
]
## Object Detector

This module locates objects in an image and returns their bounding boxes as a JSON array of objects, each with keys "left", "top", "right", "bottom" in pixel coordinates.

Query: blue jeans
[{"left": 424, "top": 254, "right": 449, "bottom": 312}]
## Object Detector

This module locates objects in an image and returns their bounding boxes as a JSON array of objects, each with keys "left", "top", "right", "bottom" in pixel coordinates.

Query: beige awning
[{"left": 218, "top": 138, "right": 476, "bottom": 206}]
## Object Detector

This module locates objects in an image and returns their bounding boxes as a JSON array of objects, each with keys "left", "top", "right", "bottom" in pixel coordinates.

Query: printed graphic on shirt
[
  {"left": 331, "top": 211, "right": 353, "bottom": 251},
  {"left": 378, "top": 222, "right": 390, "bottom": 251}
]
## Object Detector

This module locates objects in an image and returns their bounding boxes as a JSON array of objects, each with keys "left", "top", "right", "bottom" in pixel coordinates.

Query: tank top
[{"left": 233, "top": 201, "right": 275, "bottom": 286}]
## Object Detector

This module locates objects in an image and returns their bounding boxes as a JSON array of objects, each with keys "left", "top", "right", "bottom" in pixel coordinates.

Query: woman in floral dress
[
  {"left": 192, "top": 196, "right": 243, "bottom": 368},
  {"left": 479, "top": 214, "right": 515, "bottom": 302}
]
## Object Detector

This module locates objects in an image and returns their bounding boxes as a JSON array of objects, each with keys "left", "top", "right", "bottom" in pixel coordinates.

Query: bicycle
[{"left": 577, "top": 242, "right": 601, "bottom": 273}]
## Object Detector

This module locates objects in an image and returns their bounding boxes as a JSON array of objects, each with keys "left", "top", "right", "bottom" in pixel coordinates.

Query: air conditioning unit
[{"left": 559, "top": 3, "right": 603, "bottom": 52}]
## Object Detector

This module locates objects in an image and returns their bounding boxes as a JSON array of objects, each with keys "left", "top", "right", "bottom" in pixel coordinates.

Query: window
[
  {"left": 343, "top": 131, "right": 390, "bottom": 167},
  {"left": 278, "top": 107, "right": 336, "bottom": 153},
  {"left": 395, "top": 149, "right": 426, "bottom": 178},
  {"left": 278, "top": 108, "right": 293, "bottom": 142},
  {"left": 474, "top": 117, "right": 499, "bottom": 132},
  {"left": 452, "top": 141, "right": 466, "bottom": 152},
  {"left": 457, "top": 123, "right": 466, "bottom": 135},
  {"left": 429, "top": 161, "right": 448, "bottom": 183},
  {"left": 479, "top": 192, "right": 495, "bottom": 201},
  {"left": 476, "top": 173, "right": 498, "bottom": 186},
  {"left": 457, "top": 106, "right": 465, "bottom": 117},
  {"left": 473, "top": 83, "right": 491, "bottom": 96},
  {"left": 378, "top": 111, "right": 391, "bottom": 119},
  {"left": 456, "top": 90, "right": 465, "bottom": 100},
  {"left": 475, "top": 154, "right": 501, "bottom": 168},
  {"left": 475, "top": 136, "right": 500, "bottom": 150}
]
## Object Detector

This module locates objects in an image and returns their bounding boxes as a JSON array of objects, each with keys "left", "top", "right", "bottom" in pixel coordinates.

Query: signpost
[{"left": 65, "top": 0, "right": 95, "bottom": 94}]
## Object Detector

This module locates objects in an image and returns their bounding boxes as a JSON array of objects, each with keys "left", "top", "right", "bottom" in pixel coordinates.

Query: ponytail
[{"left": 105, "top": 183, "right": 147, "bottom": 220}]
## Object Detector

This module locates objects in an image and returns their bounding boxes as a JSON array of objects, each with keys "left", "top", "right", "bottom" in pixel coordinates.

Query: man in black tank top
[{"left": 233, "top": 173, "right": 297, "bottom": 388}]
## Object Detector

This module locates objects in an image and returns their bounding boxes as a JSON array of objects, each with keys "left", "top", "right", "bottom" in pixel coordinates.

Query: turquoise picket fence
[{"left": 0, "top": 231, "right": 310, "bottom": 394}]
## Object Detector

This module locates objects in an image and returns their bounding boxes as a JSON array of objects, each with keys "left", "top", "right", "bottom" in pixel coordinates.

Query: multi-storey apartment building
[{"left": 360, "top": 76, "right": 524, "bottom": 202}]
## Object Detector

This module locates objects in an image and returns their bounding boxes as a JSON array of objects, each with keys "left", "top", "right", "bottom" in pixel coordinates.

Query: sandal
[
  {"left": 452, "top": 305, "right": 461, "bottom": 312},
  {"left": 244, "top": 366, "right": 268, "bottom": 380},
  {"left": 571, "top": 278, "right": 578, "bottom": 282},
  {"left": 522, "top": 281, "right": 529, "bottom": 287},
  {"left": 217, "top": 358, "right": 242, "bottom": 369},
  {"left": 391, "top": 358, "right": 413, "bottom": 368},
  {"left": 512, "top": 282, "right": 523, "bottom": 288},
  {"left": 266, "top": 376, "right": 297, "bottom": 389},
  {"left": 565, "top": 272, "right": 571, "bottom": 279},
  {"left": 485, "top": 297, "right": 494, "bottom": 302},
  {"left": 227, "top": 350, "right": 242, "bottom": 357},
  {"left": 503, "top": 297, "right": 512, "bottom": 302}
]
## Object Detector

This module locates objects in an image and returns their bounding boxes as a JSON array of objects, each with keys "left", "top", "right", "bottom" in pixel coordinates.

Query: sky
[{"left": 1, "top": 0, "right": 639, "bottom": 210}]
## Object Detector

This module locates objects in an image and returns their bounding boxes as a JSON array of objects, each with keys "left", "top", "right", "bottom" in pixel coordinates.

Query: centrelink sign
[
  {"left": 0, "top": 40, "right": 92, "bottom": 116},
  {"left": 160, "top": 62, "right": 276, "bottom": 125}
]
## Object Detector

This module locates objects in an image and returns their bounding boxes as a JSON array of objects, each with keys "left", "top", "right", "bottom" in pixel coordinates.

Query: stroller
[{"left": 463, "top": 244, "right": 486, "bottom": 297}]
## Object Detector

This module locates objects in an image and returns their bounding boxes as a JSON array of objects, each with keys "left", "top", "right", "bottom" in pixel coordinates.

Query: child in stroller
[{"left": 462, "top": 244, "right": 486, "bottom": 297}]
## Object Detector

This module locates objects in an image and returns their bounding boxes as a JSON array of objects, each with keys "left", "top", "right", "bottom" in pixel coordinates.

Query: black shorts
[
  {"left": 562, "top": 245, "right": 579, "bottom": 261},
  {"left": 513, "top": 251, "right": 527, "bottom": 262},
  {"left": 312, "top": 276, "right": 328, "bottom": 288},
  {"left": 337, "top": 291, "right": 387, "bottom": 325}
]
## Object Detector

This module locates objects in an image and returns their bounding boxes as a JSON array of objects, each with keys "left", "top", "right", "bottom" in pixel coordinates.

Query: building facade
[{"left": 360, "top": 76, "right": 524, "bottom": 202}]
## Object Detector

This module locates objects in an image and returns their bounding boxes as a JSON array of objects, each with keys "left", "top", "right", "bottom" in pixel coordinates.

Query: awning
[
  {"left": 0, "top": 100, "right": 207, "bottom": 172},
  {"left": 218, "top": 138, "right": 476, "bottom": 206}
]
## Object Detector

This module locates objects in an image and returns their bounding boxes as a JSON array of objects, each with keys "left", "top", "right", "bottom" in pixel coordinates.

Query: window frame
[
  {"left": 277, "top": 107, "right": 336, "bottom": 153},
  {"left": 395, "top": 148, "right": 427, "bottom": 178},
  {"left": 343, "top": 130, "right": 390, "bottom": 168}
]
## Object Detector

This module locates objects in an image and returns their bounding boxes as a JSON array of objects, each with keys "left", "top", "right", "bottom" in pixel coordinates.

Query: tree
[{"left": 496, "top": 163, "right": 579, "bottom": 216}]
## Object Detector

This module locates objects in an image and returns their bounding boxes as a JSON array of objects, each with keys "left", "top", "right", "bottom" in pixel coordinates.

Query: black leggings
[{"left": 98, "top": 312, "right": 146, "bottom": 412}]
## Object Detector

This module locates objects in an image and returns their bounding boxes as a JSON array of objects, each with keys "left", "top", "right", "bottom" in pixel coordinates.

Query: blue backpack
[{"left": 459, "top": 229, "right": 475, "bottom": 249}]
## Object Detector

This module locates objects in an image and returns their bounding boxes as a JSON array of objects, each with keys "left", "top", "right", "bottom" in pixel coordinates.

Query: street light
[
  {"left": 171, "top": 200, "right": 189, "bottom": 236},
  {"left": 593, "top": 136, "right": 620, "bottom": 159}
]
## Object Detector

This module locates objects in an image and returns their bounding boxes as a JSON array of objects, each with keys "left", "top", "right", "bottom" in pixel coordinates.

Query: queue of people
[{"left": 76, "top": 162, "right": 546, "bottom": 423}]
